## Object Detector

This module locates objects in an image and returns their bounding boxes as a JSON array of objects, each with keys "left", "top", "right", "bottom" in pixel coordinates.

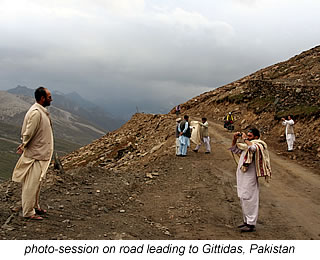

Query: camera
[{"left": 237, "top": 133, "right": 242, "bottom": 137}]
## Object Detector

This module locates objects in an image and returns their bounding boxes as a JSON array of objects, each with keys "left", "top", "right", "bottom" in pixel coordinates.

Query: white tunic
[
  {"left": 230, "top": 145, "right": 259, "bottom": 225},
  {"left": 282, "top": 119, "right": 295, "bottom": 150}
]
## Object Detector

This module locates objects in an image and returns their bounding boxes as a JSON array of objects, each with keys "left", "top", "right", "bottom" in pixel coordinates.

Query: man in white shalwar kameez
[
  {"left": 229, "top": 128, "right": 271, "bottom": 232},
  {"left": 281, "top": 115, "right": 295, "bottom": 152},
  {"left": 12, "top": 87, "right": 54, "bottom": 220}
]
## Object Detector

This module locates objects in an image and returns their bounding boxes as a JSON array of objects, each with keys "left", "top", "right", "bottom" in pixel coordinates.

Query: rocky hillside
[
  {"left": 61, "top": 113, "right": 177, "bottom": 175},
  {"left": 172, "top": 45, "right": 320, "bottom": 158},
  {"left": 59, "top": 45, "right": 320, "bottom": 173}
]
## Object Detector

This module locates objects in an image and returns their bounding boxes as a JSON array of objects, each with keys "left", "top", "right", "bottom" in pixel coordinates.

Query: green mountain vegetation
[{"left": 0, "top": 121, "right": 81, "bottom": 181}]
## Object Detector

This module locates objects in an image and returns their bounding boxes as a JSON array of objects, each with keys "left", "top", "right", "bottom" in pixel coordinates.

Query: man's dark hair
[
  {"left": 184, "top": 115, "right": 189, "bottom": 120},
  {"left": 202, "top": 117, "right": 207, "bottom": 121},
  {"left": 34, "top": 87, "right": 47, "bottom": 102},
  {"left": 248, "top": 128, "right": 260, "bottom": 138}
]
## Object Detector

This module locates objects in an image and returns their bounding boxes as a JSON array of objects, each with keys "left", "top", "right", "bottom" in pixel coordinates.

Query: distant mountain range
[
  {"left": 0, "top": 86, "right": 125, "bottom": 180},
  {"left": 7, "top": 86, "right": 125, "bottom": 131}
]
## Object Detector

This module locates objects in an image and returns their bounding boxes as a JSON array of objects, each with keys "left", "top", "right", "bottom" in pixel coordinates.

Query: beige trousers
[{"left": 21, "top": 161, "right": 42, "bottom": 217}]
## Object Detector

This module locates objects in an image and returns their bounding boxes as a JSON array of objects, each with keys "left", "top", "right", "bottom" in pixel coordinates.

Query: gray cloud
[{"left": 1, "top": 0, "right": 319, "bottom": 118}]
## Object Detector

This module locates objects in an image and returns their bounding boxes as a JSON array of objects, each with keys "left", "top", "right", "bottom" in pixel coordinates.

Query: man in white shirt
[
  {"left": 229, "top": 128, "right": 272, "bottom": 232},
  {"left": 281, "top": 115, "right": 295, "bottom": 152}
]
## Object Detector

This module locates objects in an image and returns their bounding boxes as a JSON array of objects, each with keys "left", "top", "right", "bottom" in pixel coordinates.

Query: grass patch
[
  {"left": 228, "top": 94, "right": 246, "bottom": 104},
  {"left": 248, "top": 97, "right": 276, "bottom": 114},
  {"left": 0, "top": 151, "right": 20, "bottom": 180},
  {"left": 276, "top": 105, "right": 320, "bottom": 119},
  {"left": 0, "top": 139, "right": 20, "bottom": 180},
  {"left": 0, "top": 136, "right": 81, "bottom": 180},
  {"left": 54, "top": 138, "right": 82, "bottom": 157},
  {"left": 0, "top": 139, "right": 18, "bottom": 151}
]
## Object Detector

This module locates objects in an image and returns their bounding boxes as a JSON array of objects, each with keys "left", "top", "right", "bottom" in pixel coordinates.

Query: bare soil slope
[{"left": 1, "top": 119, "right": 319, "bottom": 240}]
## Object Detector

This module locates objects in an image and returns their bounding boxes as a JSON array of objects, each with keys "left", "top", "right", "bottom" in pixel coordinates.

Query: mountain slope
[
  {"left": 0, "top": 45, "right": 319, "bottom": 240},
  {"left": 172, "top": 45, "right": 320, "bottom": 157},
  {"left": 0, "top": 91, "right": 106, "bottom": 145},
  {"left": 0, "top": 121, "right": 80, "bottom": 180},
  {"left": 7, "top": 86, "right": 125, "bottom": 131}
]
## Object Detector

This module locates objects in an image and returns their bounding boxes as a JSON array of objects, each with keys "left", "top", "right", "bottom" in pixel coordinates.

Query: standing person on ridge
[
  {"left": 281, "top": 115, "right": 295, "bottom": 152},
  {"left": 12, "top": 86, "right": 54, "bottom": 220},
  {"left": 175, "top": 105, "right": 181, "bottom": 116}
]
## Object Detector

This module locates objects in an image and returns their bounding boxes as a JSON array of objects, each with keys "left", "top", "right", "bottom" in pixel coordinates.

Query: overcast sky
[{"left": 0, "top": 0, "right": 319, "bottom": 118}]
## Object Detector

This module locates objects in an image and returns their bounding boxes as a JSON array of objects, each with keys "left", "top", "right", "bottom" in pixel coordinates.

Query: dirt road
[
  {"left": 0, "top": 120, "right": 319, "bottom": 239},
  {"left": 136, "top": 121, "right": 320, "bottom": 239},
  {"left": 208, "top": 122, "right": 320, "bottom": 239}
]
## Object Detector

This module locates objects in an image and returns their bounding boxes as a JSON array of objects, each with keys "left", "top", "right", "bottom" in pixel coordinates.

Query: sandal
[
  {"left": 35, "top": 208, "right": 47, "bottom": 215},
  {"left": 237, "top": 223, "right": 247, "bottom": 228},
  {"left": 240, "top": 225, "right": 255, "bottom": 232},
  {"left": 25, "top": 215, "right": 43, "bottom": 220}
]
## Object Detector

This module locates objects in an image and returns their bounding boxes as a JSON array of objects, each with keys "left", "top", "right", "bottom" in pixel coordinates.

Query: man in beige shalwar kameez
[
  {"left": 12, "top": 87, "right": 54, "bottom": 220},
  {"left": 193, "top": 117, "right": 211, "bottom": 154}
]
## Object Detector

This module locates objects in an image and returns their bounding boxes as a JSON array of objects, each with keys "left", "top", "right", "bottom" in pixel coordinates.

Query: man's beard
[{"left": 43, "top": 99, "right": 51, "bottom": 107}]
